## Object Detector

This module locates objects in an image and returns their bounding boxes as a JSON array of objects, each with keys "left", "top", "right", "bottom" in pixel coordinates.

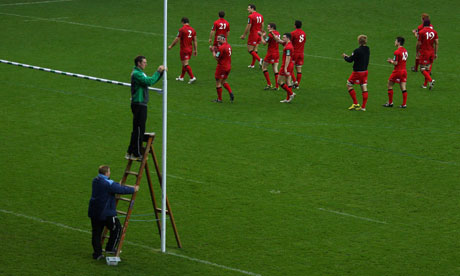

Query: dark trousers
[
  {"left": 90, "top": 216, "right": 121, "bottom": 259},
  {"left": 128, "top": 103, "right": 147, "bottom": 157}
]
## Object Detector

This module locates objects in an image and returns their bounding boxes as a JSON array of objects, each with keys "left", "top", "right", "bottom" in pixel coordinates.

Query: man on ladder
[
  {"left": 88, "top": 165, "right": 139, "bottom": 260},
  {"left": 126, "top": 56, "right": 166, "bottom": 161}
]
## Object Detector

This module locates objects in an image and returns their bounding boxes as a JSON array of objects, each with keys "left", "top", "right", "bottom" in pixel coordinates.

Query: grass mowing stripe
[
  {"left": 1, "top": 79, "right": 456, "bottom": 166},
  {"left": 0, "top": 0, "right": 72, "bottom": 6},
  {"left": 0, "top": 208, "right": 262, "bottom": 276}
]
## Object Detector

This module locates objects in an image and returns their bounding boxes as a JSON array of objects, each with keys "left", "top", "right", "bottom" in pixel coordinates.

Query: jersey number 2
[{"left": 188, "top": 30, "right": 192, "bottom": 38}]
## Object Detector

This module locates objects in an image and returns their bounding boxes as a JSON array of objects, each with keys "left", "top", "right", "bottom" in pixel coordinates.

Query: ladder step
[
  {"left": 155, "top": 208, "right": 169, "bottom": 214},
  {"left": 117, "top": 210, "right": 128, "bottom": 215},
  {"left": 125, "top": 171, "right": 139, "bottom": 176},
  {"left": 118, "top": 197, "right": 131, "bottom": 202}
]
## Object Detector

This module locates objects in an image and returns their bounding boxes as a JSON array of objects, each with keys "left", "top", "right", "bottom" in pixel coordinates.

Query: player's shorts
[
  {"left": 347, "top": 71, "right": 368, "bottom": 85},
  {"left": 215, "top": 66, "right": 231, "bottom": 80},
  {"left": 247, "top": 33, "right": 261, "bottom": 46},
  {"left": 264, "top": 52, "right": 279, "bottom": 64},
  {"left": 388, "top": 70, "right": 407, "bottom": 83},
  {"left": 180, "top": 50, "right": 192, "bottom": 61},
  {"left": 292, "top": 52, "right": 304, "bottom": 66},
  {"left": 279, "top": 63, "right": 294, "bottom": 77},
  {"left": 419, "top": 52, "right": 434, "bottom": 65}
]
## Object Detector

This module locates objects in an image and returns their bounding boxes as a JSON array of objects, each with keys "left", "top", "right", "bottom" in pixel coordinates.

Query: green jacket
[{"left": 130, "top": 66, "right": 163, "bottom": 105}]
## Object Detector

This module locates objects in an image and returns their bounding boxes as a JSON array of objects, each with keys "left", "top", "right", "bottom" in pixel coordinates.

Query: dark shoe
[
  {"left": 212, "top": 99, "right": 223, "bottom": 103},
  {"left": 382, "top": 102, "right": 393, "bottom": 107},
  {"left": 93, "top": 254, "right": 105, "bottom": 260},
  {"left": 229, "top": 93, "right": 234, "bottom": 103},
  {"left": 398, "top": 105, "right": 407, "bottom": 108}
]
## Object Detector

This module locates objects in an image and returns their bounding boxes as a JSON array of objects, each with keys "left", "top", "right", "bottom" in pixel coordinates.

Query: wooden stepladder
[{"left": 102, "top": 132, "right": 182, "bottom": 258}]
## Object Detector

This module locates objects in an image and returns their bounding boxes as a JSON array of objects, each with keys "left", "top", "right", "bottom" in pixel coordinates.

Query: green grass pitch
[{"left": 1, "top": 0, "right": 459, "bottom": 275}]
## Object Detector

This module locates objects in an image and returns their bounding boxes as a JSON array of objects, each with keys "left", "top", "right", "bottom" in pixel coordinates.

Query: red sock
[
  {"left": 250, "top": 51, "right": 261, "bottom": 62},
  {"left": 281, "top": 84, "right": 293, "bottom": 99},
  {"left": 216, "top": 87, "right": 223, "bottom": 101},
  {"left": 180, "top": 66, "right": 186, "bottom": 78},
  {"left": 274, "top": 73, "right": 279, "bottom": 88},
  {"left": 422, "top": 70, "right": 432, "bottom": 84},
  {"left": 348, "top": 89, "right": 358, "bottom": 105},
  {"left": 362, "top": 92, "right": 368, "bottom": 108},
  {"left": 291, "top": 72, "right": 297, "bottom": 83},
  {"left": 429, "top": 64, "right": 433, "bottom": 73},
  {"left": 263, "top": 70, "right": 271, "bottom": 86},
  {"left": 185, "top": 65, "right": 194, "bottom": 78},
  {"left": 402, "top": 90, "right": 407, "bottom": 106},
  {"left": 296, "top": 72, "right": 302, "bottom": 84},
  {"left": 223, "top": 83, "right": 232, "bottom": 93},
  {"left": 388, "top": 89, "right": 393, "bottom": 104}
]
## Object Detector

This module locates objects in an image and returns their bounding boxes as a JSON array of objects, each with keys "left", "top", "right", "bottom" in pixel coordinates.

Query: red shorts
[
  {"left": 347, "top": 71, "right": 368, "bottom": 85},
  {"left": 292, "top": 52, "right": 304, "bottom": 66},
  {"left": 247, "top": 33, "right": 261, "bottom": 46},
  {"left": 215, "top": 66, "right": 231, "bottom": 80},
  {"left": 388, "top": 70, "right": 407, "bottom": 83},
  {"left": 279, "top": 63, "right": 294, "bottom": 76},
  {"left": 264, "top": 52, "right": 279, "bottom": 64},
  {"left": 180, "top": 50, "right": 192, "bottom": 61},
  {"left": 419, "top": 52, "right": 434, "bottom": 65}
]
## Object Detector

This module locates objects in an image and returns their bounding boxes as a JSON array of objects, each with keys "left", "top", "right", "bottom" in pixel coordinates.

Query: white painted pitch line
[
  {"left": 0, "top": 0, "right": 72, "bottom": 6},
  {"left": 318, "top": 208, "right": 388, "bottom": 224},
  {"left": 0, "top": 209, "right": 261, "bottom": 276},
  {"left": 24, "top": 16, "right": 69, "bottom": 22},
  {"left": 168, "top": 174, "right": 206, "bottom": 184}
]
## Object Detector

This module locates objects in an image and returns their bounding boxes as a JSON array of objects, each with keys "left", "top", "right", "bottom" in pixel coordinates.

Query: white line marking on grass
[
  {"left": 0, "top": 0, "right": 72, "bottom": 6},
  {"left": 24, "top": 16, "right": 69, "bottom": 22},
  {"left": 168, "top": 174, "right": 206, "bottom": 184},
  {"left": 318, "top": 208, "right": 388, "bottom": 224},
  {"left": 0, "top": 208, "right": 261, "bottom": 276}
]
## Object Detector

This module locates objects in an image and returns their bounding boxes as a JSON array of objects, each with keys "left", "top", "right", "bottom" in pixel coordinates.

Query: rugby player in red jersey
[
  {"left": 277, "top": 33, "right": 296, "bottom": 103},
  {"left": 209, "top": 11, "right": 230, "bottom": 52},
  {"left": 210, "top": 35, "right": 234, "bottom": 103},
  {"left": 417, "top": 19, "right": 438, "bottom": 90},
  {"left": 259, "top": 23, "right": 280, "bottom": 90},
  {"left": 168, "top": 17, "right": 197, "bottom": 84},
  {"left": 290, "top": 20, "right": 306, "bottom": 89},
  {"left": 383, "top": 37, "right": 408, "bottom": 108},
  {"left": 411, "top": 13, "right": 432, "bottom": 72},
  {"left": 342, "top": 35, "right": 370, "bottom": 111},
  {"left": 240, "top": 4, "right": 264, "bottom": 68}
]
